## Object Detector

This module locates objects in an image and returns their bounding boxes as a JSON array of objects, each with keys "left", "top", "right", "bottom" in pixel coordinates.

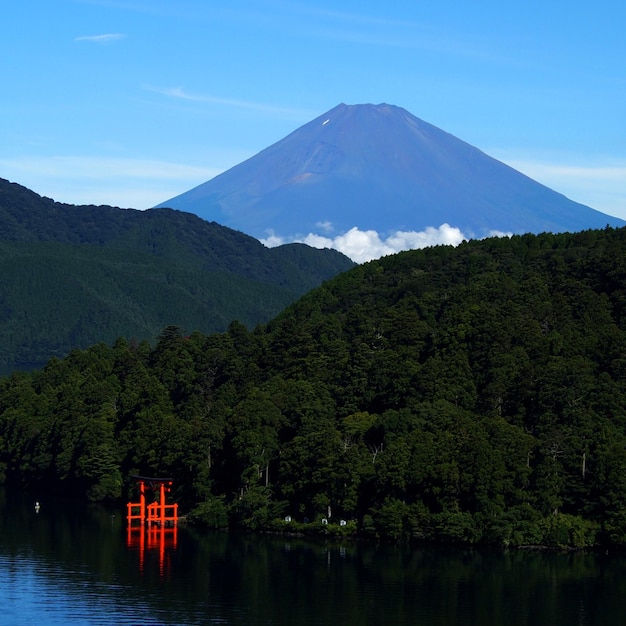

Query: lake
[{"left": 1, "top": 487, "right": 626, "bottom": 625}]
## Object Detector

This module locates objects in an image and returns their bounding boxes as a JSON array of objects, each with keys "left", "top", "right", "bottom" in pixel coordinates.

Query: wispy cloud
[
  {"left": 0, "top": 155, "right": 213, "bottom": 180},
  {"left": 503, "top": 160, "right": 626, "bottom": 184},
  {"left": 493, "top": 151, "right": 626, "bottom": 220},
  {"left": 144, "top": 85, "right": 315, "bottom": 118},
  {"left": 261, "top": 0, "right": 500, "bottom": 63},
  {"left": 272, "top": 1, "right": 414, "bottom": 29},
  {"left": 262, "top": 224, "right": 467, "bottom": 263},
  {"left": 0, "top": 155, "right": 219, "bottom": 209},
  {"left": 75, "top": 33, "right": 126, "bottom": 43}
]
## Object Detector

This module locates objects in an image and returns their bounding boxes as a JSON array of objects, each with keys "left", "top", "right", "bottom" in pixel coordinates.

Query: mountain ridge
[{"left": 0, "top": 177, "right": 354, "bottom": 374}]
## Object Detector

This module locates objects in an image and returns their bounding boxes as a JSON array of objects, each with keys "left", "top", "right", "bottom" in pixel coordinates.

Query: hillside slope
[{"left": 0, "top": 178, "right": 354, "bottom": 374}]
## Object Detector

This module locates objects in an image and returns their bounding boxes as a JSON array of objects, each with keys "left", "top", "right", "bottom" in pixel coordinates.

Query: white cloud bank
[{"left": 262, "top": 224, "right": 468, "bottom": 263}]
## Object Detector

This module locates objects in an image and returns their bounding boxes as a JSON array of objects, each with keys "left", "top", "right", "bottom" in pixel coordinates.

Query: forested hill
[
  {"left": 2, "top": 227, "right": 626, "bottom": 547},
  {"left": 0, "top": 178, "right": 354, "bottom": 374}
]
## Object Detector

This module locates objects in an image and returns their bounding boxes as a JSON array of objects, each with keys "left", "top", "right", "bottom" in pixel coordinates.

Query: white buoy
[{"left": 34, "top": 501, "right": 40, "bottom": 513}]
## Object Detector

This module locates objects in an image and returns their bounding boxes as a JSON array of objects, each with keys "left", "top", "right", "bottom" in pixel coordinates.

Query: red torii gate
[
  {"left": 126, "top": 476, "right": 178, "bottom": 575},
  {"left": 126, "top": 475, "right": 179, "bottom": 527}
]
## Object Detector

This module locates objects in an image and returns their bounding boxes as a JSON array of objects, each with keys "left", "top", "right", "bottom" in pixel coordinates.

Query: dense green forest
[
  {"left": 0, "top": 178, "right": 353, "bottom": 374},
  {"left": 2, "top": 227, "right": 626, "bottom": 548}
]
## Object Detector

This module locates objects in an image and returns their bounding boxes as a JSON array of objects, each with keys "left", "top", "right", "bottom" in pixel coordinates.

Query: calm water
[{"left": 1, "top": 488, "right": 626, "bottom": 625}]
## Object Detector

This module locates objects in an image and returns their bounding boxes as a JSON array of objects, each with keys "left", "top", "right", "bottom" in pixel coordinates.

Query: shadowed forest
[
  {"left": 0, "top": 177, "right": 354, "bottom": 374},
  {"left": 2, "top": 227, "right": 626, "bottom": 548}
]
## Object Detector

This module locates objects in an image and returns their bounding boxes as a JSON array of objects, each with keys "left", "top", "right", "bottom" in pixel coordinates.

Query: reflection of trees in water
[{"left": 0, "top": 489, "right": 623, "bottom": 626}]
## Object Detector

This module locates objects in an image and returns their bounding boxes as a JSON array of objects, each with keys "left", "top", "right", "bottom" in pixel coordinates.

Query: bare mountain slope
[{"left": 156, "top": 103, "right": 624, "bottom": 241}]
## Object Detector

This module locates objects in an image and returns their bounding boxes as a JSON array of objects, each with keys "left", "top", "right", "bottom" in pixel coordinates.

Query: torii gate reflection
[{"left": 126, "top": 476, "right": 179, "bottom": 575}]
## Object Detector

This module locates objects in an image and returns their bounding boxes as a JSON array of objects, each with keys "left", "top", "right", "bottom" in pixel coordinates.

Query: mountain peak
[{"left": 156, "top": 103, "right": 624, "bottom": 247}]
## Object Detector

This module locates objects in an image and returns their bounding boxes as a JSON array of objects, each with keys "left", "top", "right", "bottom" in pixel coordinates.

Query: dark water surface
[{"left": 1, "top": 488, "right": 626, "bottom": 625}]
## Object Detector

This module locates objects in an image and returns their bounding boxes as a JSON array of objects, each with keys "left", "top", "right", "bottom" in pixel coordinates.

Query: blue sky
[{"left": 2, "top": 0, "right": 625, "bottom": 249}]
